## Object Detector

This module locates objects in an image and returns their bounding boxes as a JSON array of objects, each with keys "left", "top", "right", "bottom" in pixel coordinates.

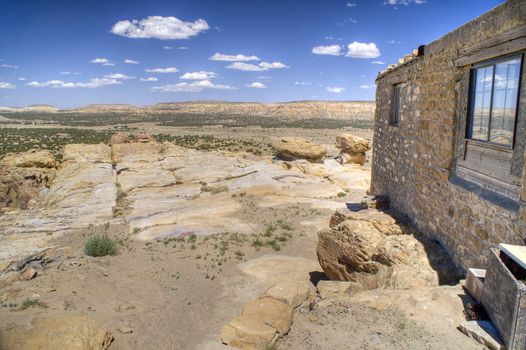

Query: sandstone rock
[
  {"left": 220, "top": 316, "right": 277, "bottom": 350},
  {"left": 134, "top": 133, "right": 155, "bottom": 143},
  {"left": 261, "top": 280, "right": 311, "bottom": 309},
  {"left": 317, "top": 280, "right": 363, "bottom": 299},
  {"left": 273, "top": 137, "right": 326, "bottom": 162},
  {"left": 0, "top": 315, "right": 113, "bottom": 350},
  {"left": 335, "top": 134, "right": 371, "bottom": 154},
  {"left": 338, "top": 152, "right": 367, "bottom": 166},
  {"left": 317, "top": 209, "right": 458, "bottom": 289},
  {"left": 241, "top": 297, "right": 294, "bottom": 335},
  {"left": 118, "top": 326, "right": 133, "bottom": 334},
  {"left": 20, "top": 267, "right": 37, "bottom": 280},
  {"left": 62, "top": 144, "right": 112, "bottom": 163},
  {"left": 0, "top": 149, "right": 55, "bottom": 168},
  {"left": 109, "top": 132, "right": 130, "bottom": 145},
  {"left": 329, "top": 208, "right": 402, "bottom": 236}
]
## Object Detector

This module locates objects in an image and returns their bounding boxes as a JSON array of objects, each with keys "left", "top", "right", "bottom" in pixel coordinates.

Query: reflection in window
[{"left": 469, "top": 56, "right": 521, "bottom": 146}]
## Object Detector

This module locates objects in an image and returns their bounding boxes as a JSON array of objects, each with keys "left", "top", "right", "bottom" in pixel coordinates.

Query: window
[
  {"left": 468, "top": 55, "right": 522, "bottom": 147},
  {"left": 391, "top": 83, "right": 402, "bottom": 126}
]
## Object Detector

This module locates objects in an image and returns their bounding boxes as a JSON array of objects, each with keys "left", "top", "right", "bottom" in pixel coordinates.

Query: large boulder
[
  {"left": 335, "top": 134, "right": 371, "bottom": 166},
  {"left": 0, "top": 149, "right": 55, "bottom": 168},
  {"left": 273, "top": 137, "right": 326, "bottom": 162},
  {"left": 220, "top": 316, "right": 277, "bottom": 350},
  {"left": 317, "top": 209, "right": 458, "bottom": 290},
  {"left": 0, "top": 315, "right": 113, "bottom": 350},
  {"left": 241, "top": 297, "right": 294, "bottom": 335}
]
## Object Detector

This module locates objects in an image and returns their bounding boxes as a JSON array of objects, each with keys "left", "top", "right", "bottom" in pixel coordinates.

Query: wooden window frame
[
  {"left": 466, "top": 53, "right": 524, "bottom": 148},
  {"left": 390, "top": 83, "right": 403, "bottom": 127}
]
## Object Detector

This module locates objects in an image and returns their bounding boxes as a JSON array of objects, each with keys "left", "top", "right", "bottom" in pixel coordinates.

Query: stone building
[{"left": 371, "top": 0, "right": 526, "bottom": 270}]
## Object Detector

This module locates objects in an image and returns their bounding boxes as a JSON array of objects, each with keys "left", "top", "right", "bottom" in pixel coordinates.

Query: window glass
[
  {"left": 469, "top": 56, "right": 521, "bottom": 146},
  {"left": 489, "top": 58, "right": 520, "bottom": 145}
]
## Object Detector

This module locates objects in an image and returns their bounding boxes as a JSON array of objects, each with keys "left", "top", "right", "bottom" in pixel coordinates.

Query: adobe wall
[{"left": 371, "top": 0, "right": 526, "bottom": 270}]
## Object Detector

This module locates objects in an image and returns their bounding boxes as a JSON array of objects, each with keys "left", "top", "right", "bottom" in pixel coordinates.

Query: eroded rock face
[
  {"left": 0, "top": 149, "right": 56, "bottom": 210},
  {"left": 0, "top": 315, "right": 113, "bottom": 350},
  {"left": 317, "top": 209, "right": 458, "bottom": 290},
  {"left": 273, "top": 137, "right": 326, "bottom": 162},
  {"left": 220, "top": 316, "right": 277, "bottom": 350}
]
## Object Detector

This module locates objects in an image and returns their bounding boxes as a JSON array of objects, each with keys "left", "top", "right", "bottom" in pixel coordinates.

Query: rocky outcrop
[
  {"left": 0, "top": 149, "right": 56, "bottom": 210},
  {"left": 109, "top": 132, "right": 130, "bottom": 145},
  {"left": 317, "top": 208, "right": 458, "bottom": 290},
  {"left": 335, "top": 134, "right": 371, "bottom": 166},
  {"left": 273, "top": 137, "right": 326, "bottom": 162},
  {"left": 0, "top": 315, "right": 113, "bottom": 350}
]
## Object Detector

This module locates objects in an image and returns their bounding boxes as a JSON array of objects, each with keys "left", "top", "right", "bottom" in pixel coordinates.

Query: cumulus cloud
[
  {"left": 18, "top": 77, "right": 26, "bottom": 81},
  {"left": 0, "top": 64, "right": 19, "bottom": 69},
  {"left": 140, "top": 77, "right": 158, "bottom": 82},
  {"left": 111, "top": 16, "right": 209, "bottom": 40},
  {"left": 180, "top": 71, "right": 217, "bottom": 80},
  {"left": 0, "top": 82, "right": 15, "bottom": 89},
  {"left": 90, "top": 58, "right": 115, "bottom": 66},
  {"left": 163, "top": 46, "right": 174, "bottom": 50},
  {"left": 227, "top": 61, "right": 289, "bottom": 71},
  {"left": 312, "top": 45, "right": 342, "bottom": 56},
  {"left": 104, "top": 73, "right": 134, "bottom": 79},
  {"left": 387, "top": 40, "right": 402, "bottom": 44},
  {"left": 371, "top": 61, "right": 386, "bottom": 65},
  {"left": 59, "top": 71, "right": 81, "bottom": 75},
  {"left": 151, "top": 80, "right": 236, "bottom": 92},
  {"left": 346, "top": 2, "right": 357, "bottom": 7},
  {"left": 178, "top": 46, "right": 189, "bottom": 50},
  {"left": 145, "top": 67, "right": 179, "bottom": 73},
  {"left": 124, "top": 59, "right": 139, "bottom": 64},
  {"left": 294, "top": 81, "right": 312, "bottom": 86},
  {"left": 246, "top": 82, "right": 266, "bottom": 89},
  {"left": 360, "top": 84, "right": 376, "bottom": 89},
  {"left": 25, "top": 75, "right": 131, "bottom": 88},
  {"left": 345, "top": 42, "right": 380, "bottom": 58},
  {"left": 326, "top": 86, "right": 345, "bottom": 93},
  {"left": 210, "top": 53, "right": 260, "bottom": 62}
]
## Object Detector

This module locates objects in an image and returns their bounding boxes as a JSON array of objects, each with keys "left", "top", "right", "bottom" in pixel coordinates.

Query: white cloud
[
  {"left": 180, "top": 71, "right": 217, "bottom": 80},
  {"left": 257, "top": 76, "right": 273, "bottom": 80},
  {"left": 360, "top": 84, "right": 376, "bottom": 89},
  {"left": 18, "top": 77, "right": 26, "bottom": 81},
  {"left": 312, "top": 45, "right": 342, "bottom": 56},
  {"left": 346, "top": 2, "right": 357, "bottom": 7},
  {"left": 91, "top": 58, "right": 115, "bottom": 66},
  {"left": 178, "top": 46, "right": 189, "bottom": 50},
  {"left": 246, "top": 82, "right": 266, "bottom": 89},
  {"left": 111, "top": 16, "right": 209, "bottom": 40},
  {"left": 151, "top": 80, "right": 236, "bottom": 92},
  {"left": 163, "top": 46, "right": 174, "bottom": 50},
  {"left": 0, "top": 64, "right": 19, "bottom": 69},
  {"left": 371, "top": 61, "right": 386, "bottom": 65},
  {"left": 326, "top": 86, "right": 345, "bottom": 93},
  {"left": 294, "top": 81, "right": 312, "bottom": 86},
  {"left": 385, "top": 0, "right": 425, "bottom": 5},
  {"left": 227, "top": 61, "right": 289, "bottom": 72},
  {"left": 210, "top": 53, "right": 260, "bottom": 62},
  {"left": 104, "top": 73, "right": 135, "bottom": 80},
  {"left": 145, "top": 67, "right": 179, "bottom": 73},
  {"left": 26, "top": 77, "right": 123, "bottom": 89},
  {"left": 0, "top": 82, "right": 15, "bottom": 89},
  {"left": 387, "top": 40, "right": 402, "bottom": 44},
  {"left": 124, "top": 59, "right": 139, "bottom": 64},
  {"left": 140, "top": 77, "right": 158, "bottom": 82},
  {"left": 346, "top": 42, "right": 380, "bottom": 58},
  {"left": 59, "top": 71, "right": 81, "bottom": 75}
]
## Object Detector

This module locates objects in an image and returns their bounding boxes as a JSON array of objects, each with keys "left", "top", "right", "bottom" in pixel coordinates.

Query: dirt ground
[{"left": 0, "top": 125, "right": 481, "bottom": 350}]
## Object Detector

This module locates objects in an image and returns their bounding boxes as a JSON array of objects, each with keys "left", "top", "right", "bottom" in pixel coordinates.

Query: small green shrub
[
  {"left": 84, "top": 235, "right": 118, "bottom": 257},
  {"left": 20, "top": 298, "right": 47, "bottom": 310},
  {"left": 337, "top": 192, "right": 346, "bottom": 198}
]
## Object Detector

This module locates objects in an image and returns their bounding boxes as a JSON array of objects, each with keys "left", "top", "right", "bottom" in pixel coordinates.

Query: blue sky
[{"left": 0, "top": 0, "right": 504, "bottom": 107}]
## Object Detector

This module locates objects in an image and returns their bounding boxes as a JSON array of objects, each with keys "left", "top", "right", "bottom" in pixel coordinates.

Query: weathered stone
[
  {"left": 20, "top": 267, "right": 37, "bottom": 280},
  {"left": 338, "top": 152, "right": 366, "bottom": 166},
  {"left": 273, "top": 137, "right": 326, "bottom": 162},
  {"left": 134, "top": 133, "right": 155, "bottom": 143},
  {"left": 465, "top": 268, "right": 485, "bottom": 303},
  {"left": 220, "top": 316, "right": 277, "bottom": 350},
  {"left": 118, "top": 326, "right": 133, "bottom": 334},
  {"left": 0, "top": 149, "right": 55, "bottom": 168},
  {"left": 329, "top": 207, "right": 402, "bottom": 235},
  {"left": 261, "top": 280, "right": 311, "bottom": 309},
  {"left": 241, "top": 297, "right": 294, "bottom": 335},
  {"left": 62, "top": 144, "right": 112, "bottom": 163},
  {"left": 459, "top": 320, "right": 504, "bottom": 350},
  {"left": 109, "top": 132, "right": 130, "bottom": 145},
  {"left": 317, "top": 280, "right": 363, "bottom": 299},
  {"left": 335, "top": 134, "right": 371, "bottom": 154},
  {"left": 317, "top": 209, "right": 458, "bottom": 289},
  {"left": 0, "top": 315, "right": 113, "bottom": 350}
]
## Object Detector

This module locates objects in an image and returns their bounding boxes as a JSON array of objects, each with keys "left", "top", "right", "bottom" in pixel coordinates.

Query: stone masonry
[{"left": 371, "top": 0, "right": 526, "bottom": 270}]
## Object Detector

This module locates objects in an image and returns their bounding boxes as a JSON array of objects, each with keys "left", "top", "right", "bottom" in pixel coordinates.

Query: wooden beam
[
  {"left": 459, "top": 25, "right": 526, "bottom": 56},
  {"left": 455, "top": 37, "right": 526, "bottom": 67}
]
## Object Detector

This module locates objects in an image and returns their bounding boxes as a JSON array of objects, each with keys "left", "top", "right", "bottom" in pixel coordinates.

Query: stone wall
[{"left": 371, "top": 0, "right": 526, "bottom": 270}]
